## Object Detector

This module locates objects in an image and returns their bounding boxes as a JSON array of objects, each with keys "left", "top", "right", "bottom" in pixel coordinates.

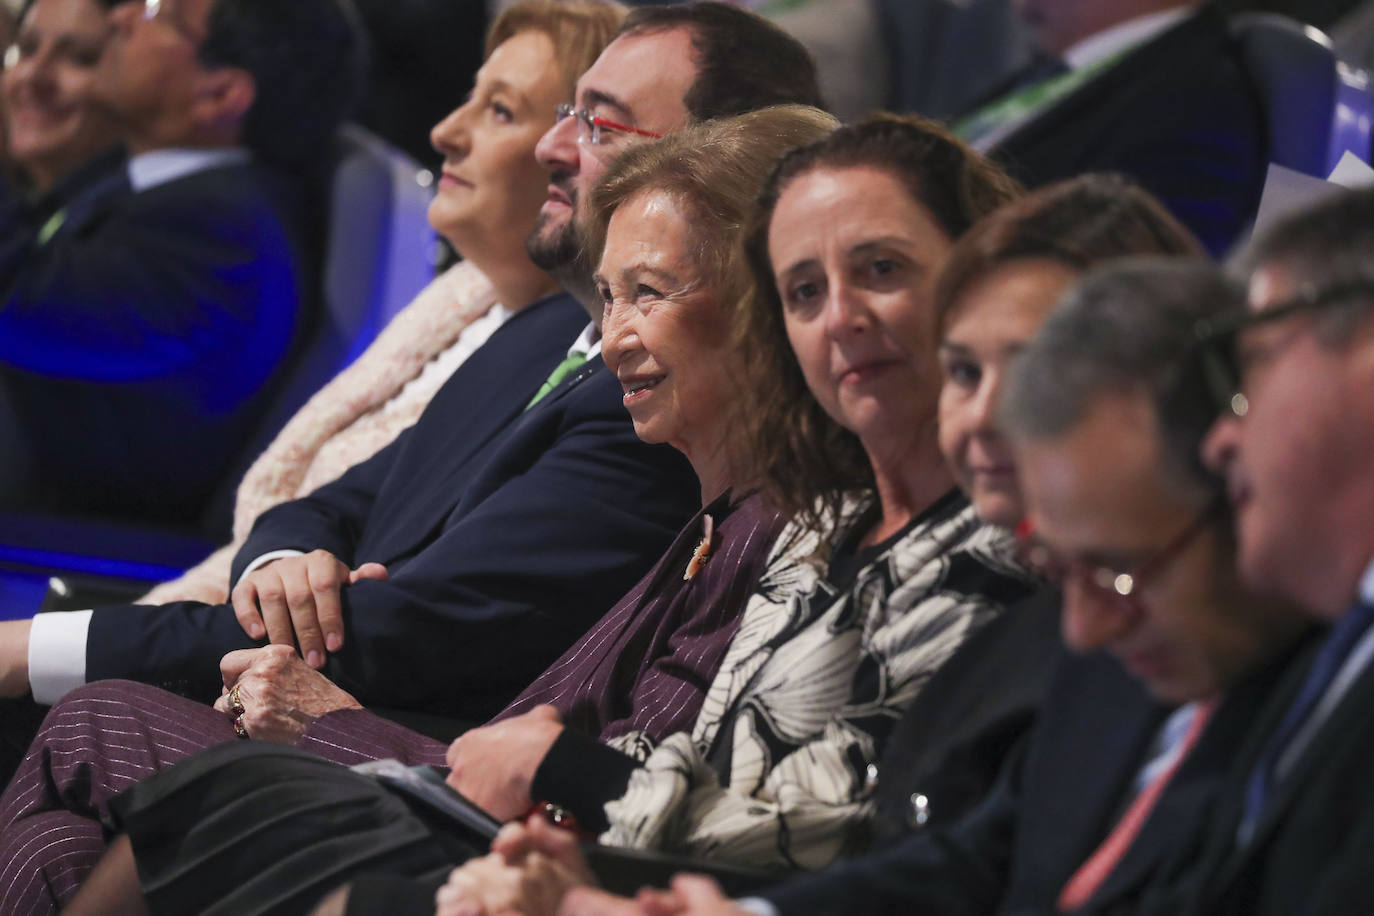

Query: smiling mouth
[{"left": 622, "top": 376, "right": 664, "bottom": 401}]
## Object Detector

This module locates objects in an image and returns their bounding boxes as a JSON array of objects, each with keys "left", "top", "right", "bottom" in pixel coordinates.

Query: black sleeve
[
  {"left": 760, "top": 743, "right": 1026, "bottom": 916},
  {"left": 531, "top": 728, "right": 639, "bottom": 834}
]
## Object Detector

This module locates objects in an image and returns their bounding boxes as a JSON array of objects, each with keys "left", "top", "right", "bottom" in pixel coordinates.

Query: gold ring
[
  {"left": 228, "top": 684, "right": 245, "bottom": 717},
  {"left": 233, "top": 714, "right": 249, "bottom": 739}
]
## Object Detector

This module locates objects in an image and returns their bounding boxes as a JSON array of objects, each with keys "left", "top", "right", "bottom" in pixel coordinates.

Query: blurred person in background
[
  {"left": 0, "top": 0, "right": 365, "bottom": 526},
  {"left": 0, "top": 0, "right": 122, "bottom": 197},
  {"left": 956, "top": 0, "right": 1266, "bottom": 257},
  {"left": 0, "top": 0, "right": 124, "bottom": 502}
]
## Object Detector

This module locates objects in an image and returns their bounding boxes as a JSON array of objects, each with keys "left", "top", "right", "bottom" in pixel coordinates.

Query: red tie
[{"left": 1057, "top": 699, "right": 1217, "bottom": 912}]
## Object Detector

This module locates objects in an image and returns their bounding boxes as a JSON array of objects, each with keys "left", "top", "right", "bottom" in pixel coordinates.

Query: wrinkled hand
[
  {"left": 435, "top": 816, "right": 597, "bottom": 916},
  {"left": 561, "top": 875, "right": 746, "bottom": 916},
  {"left": 213, "top": 644, "right": 361, "bottom": 744},
  {"left": 446, "top": 705, "right": 565, "bottom": 821},
  {"left": 230, "top": 550, "right": 387, "bottom": 668}
]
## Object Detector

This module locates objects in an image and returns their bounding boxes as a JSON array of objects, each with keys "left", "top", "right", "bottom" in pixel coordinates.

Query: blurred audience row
[{"left": 0, "top": 1, "right": 1371, "bottom": 915}]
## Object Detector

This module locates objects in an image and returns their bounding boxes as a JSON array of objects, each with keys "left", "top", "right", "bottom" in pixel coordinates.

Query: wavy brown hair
[
  {"left": 583, "top": 105, "right": 838, "bottom": 486},
  {"left": 933, "top": 173, "right": 1205, "bottom": 336},
  {"left": 585, "top": 105, "right": 837, "bottom": 311},
  {"left": 741, "top": 113, "right": 1022, "bottom": 534}
]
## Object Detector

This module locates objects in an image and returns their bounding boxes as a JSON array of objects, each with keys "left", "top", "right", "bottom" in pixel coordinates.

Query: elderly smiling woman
[{"left": 35, "top": 104, "right": 839, "bottom": 916}]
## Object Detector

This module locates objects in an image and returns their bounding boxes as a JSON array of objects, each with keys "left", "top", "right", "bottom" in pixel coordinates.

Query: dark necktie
[{"left": 1238, "top": 597, "right": 1374, "bottom": 844}]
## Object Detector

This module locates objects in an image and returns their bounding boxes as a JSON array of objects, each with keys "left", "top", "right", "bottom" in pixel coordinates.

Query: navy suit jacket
[
  {"left": 84, "top": 294, "right": 701, "bottom": 722},
  {"left": 762, "top": 642, "right": 1302, "bottom": 915},
  {"left": 0, "top": 156, "right": 312, "bottom": 526},
  {"left": 986, "top": 5, "right": 1267, "bottom": 257},
  {"left": 1168, "top": 631, "right": 1374, "bottom": 916}
]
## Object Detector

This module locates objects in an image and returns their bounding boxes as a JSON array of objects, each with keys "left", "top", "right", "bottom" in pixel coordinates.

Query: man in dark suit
[
  {"left": 959, "top": 0, "right": 1267, "bottom": 256},
  {"left": 550, "top": 262, "right": 1311, "bottom": 916},
  {"left": 1179, "top": 187, "right": 1374, "bottom": 914},
  {"left": 0, "top": 0, "right": 364, "bottom": 526},
  {"left": 0, "top": 3, "right": 820, "bottom": 744}
]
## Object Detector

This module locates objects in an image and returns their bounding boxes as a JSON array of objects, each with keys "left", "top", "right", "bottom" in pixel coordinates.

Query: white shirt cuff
[
  {"left": 736, "top": 899, "right": 780, "bottom": 916},
  {"left": 29, "top": 610, "right": 93, "bottom": 704},
  {"left": 237, "top": 549, "right": 305, "bottom": 585}
]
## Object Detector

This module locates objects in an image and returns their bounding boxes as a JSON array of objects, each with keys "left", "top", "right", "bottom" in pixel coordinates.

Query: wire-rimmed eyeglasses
[
  {"left": 554, "top": 103, "right": 662, "bottom": 148},
  {"left": 1018, "top": 499, "right": 1223, "bottom": 604}
]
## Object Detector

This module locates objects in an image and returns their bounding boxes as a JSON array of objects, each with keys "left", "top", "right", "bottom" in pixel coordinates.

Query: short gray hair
[
  {"left": 1235, "top": 186, "right": 1374, "bottom": 347},
  {"left": 1000, "top": 257, "right": 1244, "bottom": 499}
]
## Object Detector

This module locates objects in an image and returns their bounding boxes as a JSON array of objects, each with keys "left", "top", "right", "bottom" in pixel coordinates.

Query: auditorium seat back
[
  {"left": 1231, "top": 12, "right": 1373, "bottom": 176},
  {"left": 198, "top": 123, "right": 439, "bottom": 534},
  {"left": 322, "top": 123, "right": 439, "bottom": 360}
]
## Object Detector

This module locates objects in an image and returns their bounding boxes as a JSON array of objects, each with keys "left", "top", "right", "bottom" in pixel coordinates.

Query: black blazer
[
  {"left": 84, "top": 294, "right": 701, "bottom": 721},
  {"left": 0, "top": 157, "right": 314, "bottom": 525},
  {"left": 762, "top": 642, "right": 1300, "bottom": 915},
  {"left": 1174, "top": 632, "right": 1374, "bottom": 916},
  {"left": 987, "top": 4, "right": 1267, "bottom": 257},
  {"left": 866, "top": 587, "right": 1063, "bottom": 845}
]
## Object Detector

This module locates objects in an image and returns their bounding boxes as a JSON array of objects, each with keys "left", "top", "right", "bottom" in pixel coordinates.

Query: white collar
[
  {"left": 127, "top": 147, "right": 251, "bottom": 193},
  {"left": 570, "top": 321, "right": 602, "bottom": 360},
  {"left": 1062, "top": 7, "right": 1194, "bottom": 71}
]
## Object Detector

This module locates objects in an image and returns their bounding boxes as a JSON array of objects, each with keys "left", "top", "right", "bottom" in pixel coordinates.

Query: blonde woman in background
[{"left": 143, "top": 0, "right": 624, "bottom": 606}]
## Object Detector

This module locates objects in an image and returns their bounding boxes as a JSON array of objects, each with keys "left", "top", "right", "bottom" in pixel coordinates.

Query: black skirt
[{"left": 108, "top": 742, "right": 478, "bottom": 916}]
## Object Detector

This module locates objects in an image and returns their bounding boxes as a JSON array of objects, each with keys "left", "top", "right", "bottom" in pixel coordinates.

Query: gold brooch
[{"left": 684, "top": 513, "right": 715, "bottom": 580}]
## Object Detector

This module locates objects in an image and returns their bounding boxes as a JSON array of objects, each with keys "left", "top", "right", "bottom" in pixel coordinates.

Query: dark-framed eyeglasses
[
  {"left": 1192, "top": 279, "right": 1374, "bottom": 419},
  {"left": 554, "top": 103, "right": 662, "bottom": 148},
  {"left": 1018, "top": 499, "right": 1223, "bottom": 605}
]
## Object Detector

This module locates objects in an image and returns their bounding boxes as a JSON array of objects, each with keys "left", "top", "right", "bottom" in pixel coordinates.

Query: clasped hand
[
  {"left": 213, "top": 644, "right": 362, "bottom": 744},
  {"left": 446, "top": 705, "right": 566, "bottom": 821},
  {"left": 230, "top": 549, "right": 387, "bottom": 668},
  {"left": 434, "top": 817, "right": 747, "bottom": 916}
]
